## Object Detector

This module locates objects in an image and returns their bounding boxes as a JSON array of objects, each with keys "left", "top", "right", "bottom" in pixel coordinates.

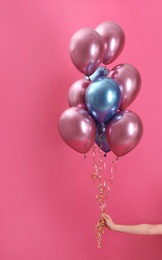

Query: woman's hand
[
  {"left": 102, "top": 213, "right": 162, "bottom": 235},
  {"left": 102, "top": 213, "right": 116, "bottom": 230}
]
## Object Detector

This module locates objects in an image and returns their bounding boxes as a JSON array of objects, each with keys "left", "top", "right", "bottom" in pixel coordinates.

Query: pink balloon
[
  {"left": 96, "top": 21, "right": 125, "bottom": 65},
  {"left": 109, "top": 64, "right": 141, "bottom": 110},
  {"left": 106, "top": 110, "right": 143, "bottom": 157},
  {"left": 68, "top": 78, "right": 90, "bottom": 109},
  {"left": 59, "top": 107, "right": 96, "bottom": 154},
  {"left": 69, "top": 28, "right": 104, "bottom": 76}
]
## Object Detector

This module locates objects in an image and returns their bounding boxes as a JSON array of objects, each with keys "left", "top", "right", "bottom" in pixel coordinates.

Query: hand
[{"left": 102, "top": 213, "right": 116, "bottom": 230}]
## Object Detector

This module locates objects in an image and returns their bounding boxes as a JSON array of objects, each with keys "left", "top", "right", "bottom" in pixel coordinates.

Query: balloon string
[
  {"left": 90, "top": 142, "right": 119, "bottom": 248},
  {"left": 91, "top": 143, "right": 98, "bottom": 181},
  {"left": 91, "top": 128, "right": 107, "bottom": 248},
  {"left": 95, "top": 146, "right": 105, "bottom": 248},
  {"left": 95, "top": 155, "right": 119, "bottom": 248},
  {"left": 105, "top": 156, "right": 119, "bottom": 201},
  {"left": 96, "top": 126, "right": 105, "bottom": 211},
  {"left": 95, "top": 216, "right": 105, "bottom": 248}
]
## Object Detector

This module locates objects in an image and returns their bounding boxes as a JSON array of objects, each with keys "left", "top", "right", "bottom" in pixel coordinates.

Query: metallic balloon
[
  {"left": 59, "top": 107, "right": 96, "bottom": 154},
  {"left": 68, "top": 78, "right": 90, "bottom": 109},
  {"left": 96, "top": 21, "right": 125, "bottom": 65},
  {"left": 88, "top": 66, "right": 109, "bottom": 81},
  {"left": 95, "top": 123, "right": 111, "bottom": 153},
  {"left": 85, "top": 77, "right": 121, "bottom": 123},
  {"left": 69, "top": 28, "right": 104, "bottom": 76},
  {"left": 106, "top": 110, "right": 143, "bottom": 157},
  {"left": 108, "top": 63, "right": 141, "bottom": 110}
]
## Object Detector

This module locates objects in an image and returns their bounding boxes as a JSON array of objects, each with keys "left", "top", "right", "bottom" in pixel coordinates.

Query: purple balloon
[
  {"left": 106, "top": 110, "right": 143, "bottom": 157},
  {"left": 68, "top": 78, "right": 90, "bottom": 109},
  {"left": 96, "top": 21, "right": 125, "bottom": 65},
  {"left": 59, "top": 107, "right": 96, "bottom": 154},
  {"left": 109, "top": 64, "right": 141, "bottom": 110},
  {"left": 69, "top": 28, "right": 104, "bottom": 76}
]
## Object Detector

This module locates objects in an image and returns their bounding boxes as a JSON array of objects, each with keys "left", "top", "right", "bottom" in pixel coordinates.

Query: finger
[
  {"left": 102, "top": 214, "right": 109, "bottom": 220},
  {"left": 104, "top": 213, "right": 109, "bottom": 218}
]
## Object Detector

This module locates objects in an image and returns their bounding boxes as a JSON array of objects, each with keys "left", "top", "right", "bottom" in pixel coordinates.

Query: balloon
[
  {"left": 95, "top": 123, "right": 111, "bottom": 153},
  {"left": 87, "top": 66, "right": 109, "bottom": 81},
  {"left": 59, "top": 107, "right": 96, "bottom": 154},
  {"left": 96, "top": 21, "right": 125, "bottom": 65},
  {"left": 108, "top": 64, "right": 141, "bottom": 110},
  {"left": 106, "top": 110, "right": 143, "bottom": 157},
  {"left": 68, "top": 78, "right": 90, "bottom": 108},
  {"left": 85, "top": 77, "right": 121, "bottom": 123},
  {"left": 69, "top": 28, "right": 104, "bottom": 76}
]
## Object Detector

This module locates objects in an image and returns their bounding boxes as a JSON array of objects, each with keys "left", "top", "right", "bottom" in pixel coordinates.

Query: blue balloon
[
  {"left": 95, "top": 123, "right": 111, "bottom": 153},
  {"left": 89, "top": 66, "right": 109, "bottom": 81},
  {"left": 84, "top": 66, "right": 109, "bottom": 81},
  {"left": 85, "top": 77, "right": 121, "bottom": 123}
]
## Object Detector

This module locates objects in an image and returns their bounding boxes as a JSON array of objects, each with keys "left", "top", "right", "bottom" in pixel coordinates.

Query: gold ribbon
[{"left": 91, "top": 143, "right": 118, "bottom": 248}]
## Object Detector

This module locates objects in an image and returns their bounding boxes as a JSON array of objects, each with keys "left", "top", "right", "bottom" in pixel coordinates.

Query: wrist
[{"left": 110, "top": 223, "right": 118, "bottom": 231}]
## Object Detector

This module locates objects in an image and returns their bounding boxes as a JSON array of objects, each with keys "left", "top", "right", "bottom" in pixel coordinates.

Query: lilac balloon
[
  {"left": 59, "top": 107, "right": 96, "bottom": 154},
  {"left": 106, "top": 110, "right": 143, "bottom": 157},
  {"left": 109, "top": 64, "right": 141, "bottom": 110},
  {"left": 69, "top": 28, "right": 104, "bottom": 76},
  {"left": 96, "top": 21, "right": 125, "bottom": 65},
  {"left": 68, "top": 78, "right": 90, "bottom": 108}
]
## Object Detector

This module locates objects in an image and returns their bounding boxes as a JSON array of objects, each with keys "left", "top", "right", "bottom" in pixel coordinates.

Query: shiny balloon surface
[
  {"left": 59, "top": 107, "right": 96, "bottom": 154},
  {"left": 109, "top": 63, "right": 141, "bottom": 110},
  {"left": 95, "top": 123, "right": 111, "bottom": 153},
  {"left": 106, "top": 110, "right": 143, "bottom": 156},
  {"left": 69, "top": 28, "right": 104, "bottom": 76},
  {"left": 96, "top": 21, "right": 125, "bottom": 65},
  {"left": 88, "top": 66, "right": 109, "bottom": 81},
  {"left": 68, "top": 78, "right": 90, "bottom": 108},
  {"left": 86, "top": 77, "right": 121, "bottom": 123}
]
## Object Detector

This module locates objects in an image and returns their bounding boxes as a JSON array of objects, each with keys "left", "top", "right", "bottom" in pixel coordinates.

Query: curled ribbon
[{"left": 91, "top": 143, "right": 118, "bottom": 248}]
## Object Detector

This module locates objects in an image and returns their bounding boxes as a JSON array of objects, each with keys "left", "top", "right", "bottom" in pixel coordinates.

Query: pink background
[{"left": 1, "top": 0, "right": 162, "bottom": 259}]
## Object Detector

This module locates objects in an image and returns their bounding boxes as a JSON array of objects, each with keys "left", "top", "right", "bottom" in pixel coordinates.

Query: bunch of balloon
[{"left": 58, "top": 21, "right": 143, "bottom": 248}]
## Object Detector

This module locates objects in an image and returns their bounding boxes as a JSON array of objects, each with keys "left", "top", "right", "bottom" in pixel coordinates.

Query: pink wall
[{"left": 1, "top": 0, "right": 162, "bottom": 259}]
